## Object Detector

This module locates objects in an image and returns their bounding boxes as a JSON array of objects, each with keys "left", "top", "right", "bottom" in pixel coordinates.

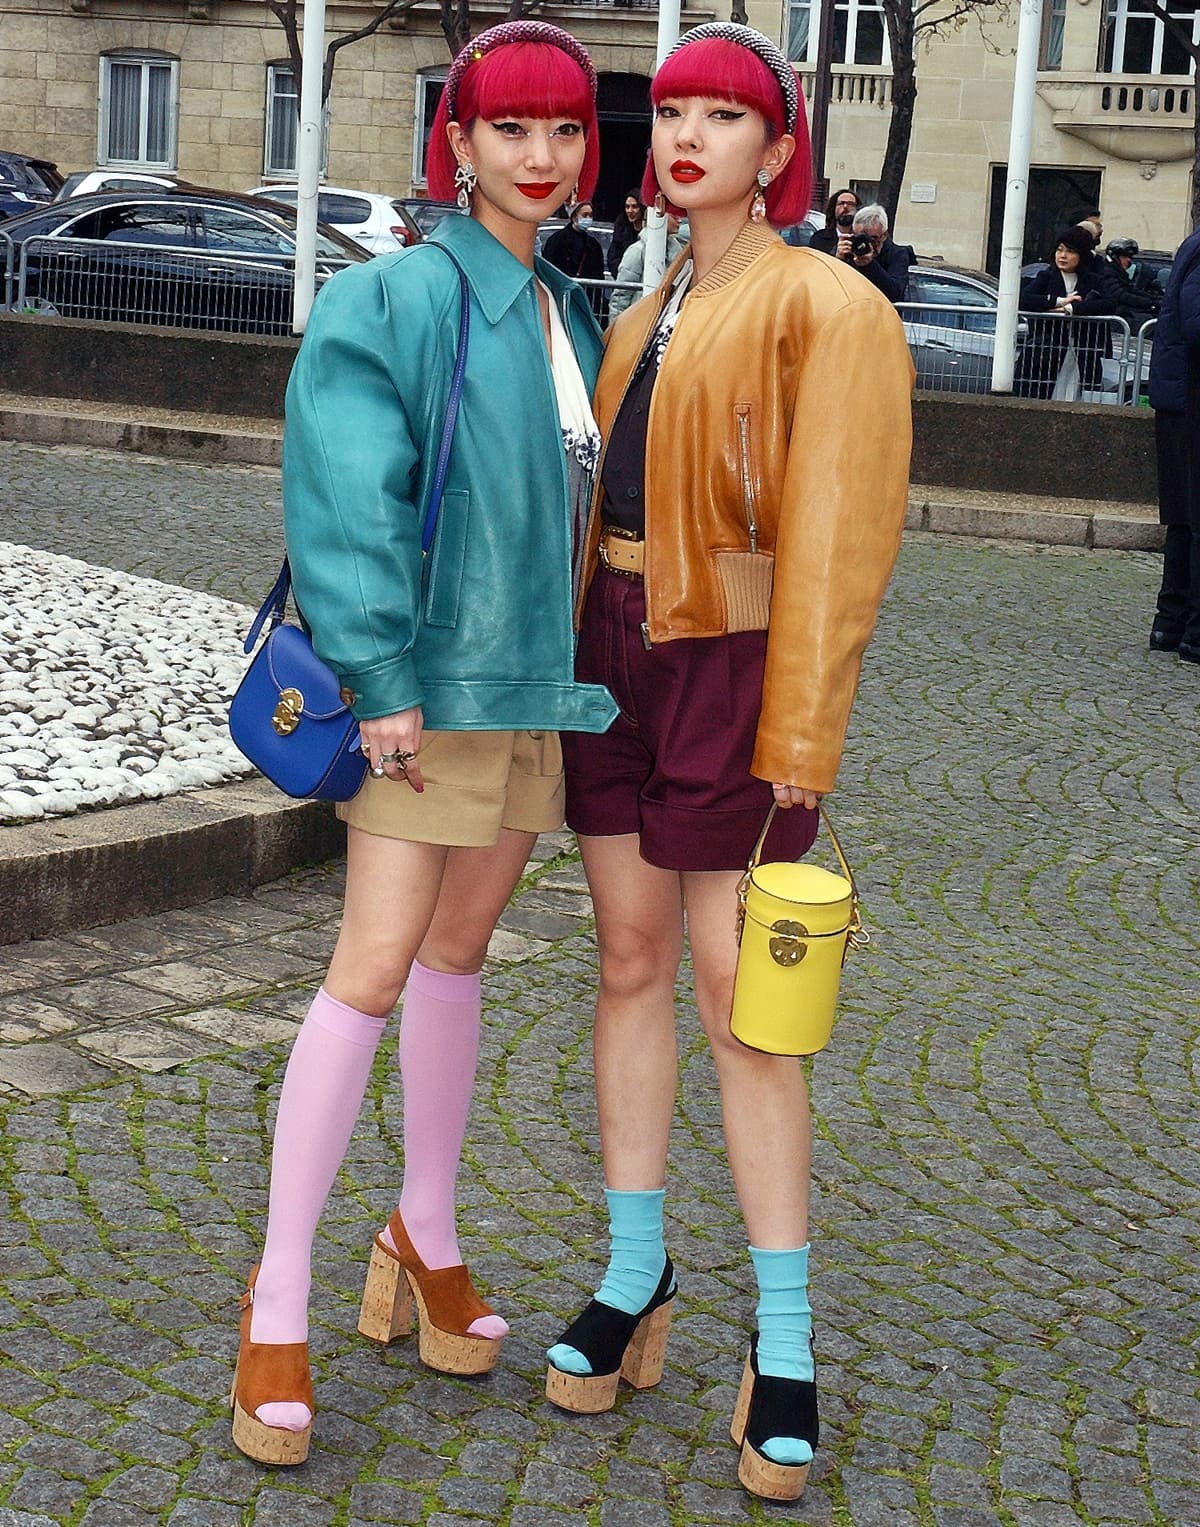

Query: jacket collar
[
  {"left": 688, "top": 220, "right": 781, "bottom": 299},
  {"left": 430, "top": 212, "right": 591, "bottom": 329}
]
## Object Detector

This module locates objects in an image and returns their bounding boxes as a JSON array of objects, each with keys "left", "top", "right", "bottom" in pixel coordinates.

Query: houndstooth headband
[
  {"left": 664, "top": 23, "right": 800, "bottom": 134},
  {"left": 443, "top": 21, "right": 598, "bottom": 123}
]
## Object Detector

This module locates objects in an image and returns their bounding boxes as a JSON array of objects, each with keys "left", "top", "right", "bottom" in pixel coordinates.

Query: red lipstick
[
  {"left": 517, "top": 182, "right": 558, "bottom": 200},
  {"left": 670, "top": 161, "right": 705, "bottom": 183}
]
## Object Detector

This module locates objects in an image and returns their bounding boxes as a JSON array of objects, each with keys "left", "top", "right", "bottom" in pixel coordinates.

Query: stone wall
[{"left": 0, "top": 312, "right": 1159, "bottom": 503}]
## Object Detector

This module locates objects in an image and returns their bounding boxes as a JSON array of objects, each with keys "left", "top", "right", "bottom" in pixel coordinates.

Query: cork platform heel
[
  {"left": 545, "top": 1257, "right": 676, "bottom": 1414},
  {"left": 230, "top": 1267, "right": 313, "bottom": 1467},
  {"left": 357, "top": 1210, "right": 502, "bottom": 1376},
  {"left": 729, "top": 1335, "right": 818, "bottom": 1502}
]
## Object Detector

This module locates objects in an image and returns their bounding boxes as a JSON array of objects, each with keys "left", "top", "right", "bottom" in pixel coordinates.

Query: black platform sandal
[
  {"left": 729, "top": 1333, "right": 819, "bottom": 1501},
  {"left": 545, "top": 1257, "right": 676, "bottom": 1414}
]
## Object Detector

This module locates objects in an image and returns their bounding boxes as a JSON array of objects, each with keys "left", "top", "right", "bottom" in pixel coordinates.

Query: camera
[{"left": 850, "top": 232, "right": 875, "bottom": 258}]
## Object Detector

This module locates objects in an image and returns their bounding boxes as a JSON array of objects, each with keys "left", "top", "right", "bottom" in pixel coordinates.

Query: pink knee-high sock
[
  {"left": 387, "top": 960, "right": 507, "bottom": 1340},
  {"left": 250, "top": 987, "right": 386, "bottom": 1429}
]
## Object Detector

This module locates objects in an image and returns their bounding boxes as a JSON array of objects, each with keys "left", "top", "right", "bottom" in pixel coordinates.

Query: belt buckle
[{"left": 599, "top": 525, "right": 640, "bottom": 579}]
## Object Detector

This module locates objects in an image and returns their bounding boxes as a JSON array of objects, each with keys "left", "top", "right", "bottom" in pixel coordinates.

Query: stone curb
[
  {"left": 0, "top": 404, "right": 1166, "bottom": 550},
  {"left": 905, "top": 496, "right": 1165, "bottom": 551},
  {"left": 0, "top": 777, "right": 343, "bottom": 947}
]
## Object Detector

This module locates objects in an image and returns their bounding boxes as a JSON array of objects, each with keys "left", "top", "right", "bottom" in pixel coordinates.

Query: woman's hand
[
  {"left": 359, "top": 707, "right": 425, "bottom": 792},
  {"left": 772, "top": 783, "right": 821, "bottom": 811}
]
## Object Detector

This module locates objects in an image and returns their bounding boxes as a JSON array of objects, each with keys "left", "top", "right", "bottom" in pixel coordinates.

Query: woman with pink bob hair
[
  {"left": 231, "top": 21, "right": 618, "bottom": 1467},
  {"left": 545, "top": 23, "right": 914, "bottom": 1503}
]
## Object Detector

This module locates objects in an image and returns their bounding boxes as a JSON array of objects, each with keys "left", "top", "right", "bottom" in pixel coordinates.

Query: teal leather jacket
[{"left": 282, "top": 214, "right": 618, "bottom": 734}]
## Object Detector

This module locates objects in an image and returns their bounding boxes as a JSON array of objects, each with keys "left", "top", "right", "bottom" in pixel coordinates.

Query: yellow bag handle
[{"left": 738, "top": 803, "right": 870, "bottom": 953}]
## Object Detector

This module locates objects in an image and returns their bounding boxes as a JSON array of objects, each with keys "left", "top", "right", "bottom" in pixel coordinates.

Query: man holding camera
[{"left": 835, "top": 203, "right": 914, "bottom": 305}]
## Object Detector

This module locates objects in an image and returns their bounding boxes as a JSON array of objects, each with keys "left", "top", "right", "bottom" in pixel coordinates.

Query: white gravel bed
[{"left": 1, "top": 541, "right": 258, "bottom": 824}]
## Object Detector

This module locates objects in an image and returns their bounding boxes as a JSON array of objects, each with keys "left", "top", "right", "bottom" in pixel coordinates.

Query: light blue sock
[
  {"left": 547, "top": 1188, "right": 666, "bottom": 1377},
  {"left": 749, "top": 1243, "right": 814, "bottom": 1467}
]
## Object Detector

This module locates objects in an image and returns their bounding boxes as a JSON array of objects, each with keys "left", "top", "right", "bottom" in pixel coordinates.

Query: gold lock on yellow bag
[{"left": 730, "top": 804, "right": 869, "bottom": 1056}]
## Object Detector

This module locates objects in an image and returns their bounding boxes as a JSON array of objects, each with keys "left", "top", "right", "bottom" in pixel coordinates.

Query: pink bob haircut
[
  {"left": 642, "top": 38, "right": 813, "bottom": 229},
  {"left": 427, "top": 41, "right": 600, "bottom": 204}
]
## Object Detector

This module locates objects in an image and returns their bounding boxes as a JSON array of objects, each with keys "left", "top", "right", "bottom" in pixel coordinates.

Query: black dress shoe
[
  {"left": 1149, "top": 623, "right": 1182, "bottom": 651},
  {"left": 1178, "top": 642, "right": 1200, "bottom": 665}
]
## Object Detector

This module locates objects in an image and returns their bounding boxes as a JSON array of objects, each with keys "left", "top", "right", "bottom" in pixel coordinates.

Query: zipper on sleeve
[{"left": 735, "top": 404, "right": 759, "bottom": 554}]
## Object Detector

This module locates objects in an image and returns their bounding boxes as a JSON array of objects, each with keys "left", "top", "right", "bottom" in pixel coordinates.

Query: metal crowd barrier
[
  {"left": 1, "top": 232, "right": 15, "bottom": 310},
  {"left": 896, "top": 302, "right": 1147, "bottom": 405},
  {"left": 13, "top": 237, "right": 355, "bottom": 336},
  {"left": 1131, "top": 318, "right": 1156, "bottom": 405}
]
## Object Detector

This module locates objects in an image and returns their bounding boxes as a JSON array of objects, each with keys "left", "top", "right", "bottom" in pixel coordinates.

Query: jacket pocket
[
  {"left": 735, "top": 403, "right": 760, "bottom": 554},
  {"left": 423, "top": 488, "right": 469, "bottom": 629}
]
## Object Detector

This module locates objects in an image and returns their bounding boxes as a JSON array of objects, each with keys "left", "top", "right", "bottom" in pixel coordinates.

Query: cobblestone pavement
[
  {"left": 1, "top": 442, "right": 281, "bottom": 606},
  {"left": 2, "top": 445, "right": 1200, "bottom": 1526}
]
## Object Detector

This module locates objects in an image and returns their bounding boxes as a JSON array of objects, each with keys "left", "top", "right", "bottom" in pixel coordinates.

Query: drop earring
[
  {"left": 653, "top": 190, "right": 667, "bottom": 217},
  {"left": 454, "top": 162, "right": 477, "bottom": 211},
  {"left": 750, "top": 169, "right": 770, "bottom": 223}
]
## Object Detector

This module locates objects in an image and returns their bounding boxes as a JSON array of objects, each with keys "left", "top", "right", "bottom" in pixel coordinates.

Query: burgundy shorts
[{"left": 563, "top": 566, "right": 818, "bottom": 872}]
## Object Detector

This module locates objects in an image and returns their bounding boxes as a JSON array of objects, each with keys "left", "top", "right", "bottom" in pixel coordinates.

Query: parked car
[
  {"left": 0, "top": 151, "right": 63, "bottom": 220},
  {"left": 56, "top": 170, "right": 181, "bottom": 200},
  {"left": 393, "top": 198, "right": 465, "bottom": 239},
  {"left": 0, "top": 189, "right": 369, "bottom": 334},
  {"left": 779, "top": 209, "right": 827, "bottom": 247},
  {"left": 901, "top": 263, "right": 1145, "bottom": 401},
  {"left": 248, "top": 184, "right": 421, "bottom": 254}
]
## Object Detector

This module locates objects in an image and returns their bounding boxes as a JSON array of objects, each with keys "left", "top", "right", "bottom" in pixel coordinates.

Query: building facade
[{"left": 1, "top": 0, "right": 1195, "bottom": 265}]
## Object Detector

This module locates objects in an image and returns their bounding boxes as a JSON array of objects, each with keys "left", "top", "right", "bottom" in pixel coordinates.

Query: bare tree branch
[{"left": 914, "top": 1, "right": 991, "bottom": 32}]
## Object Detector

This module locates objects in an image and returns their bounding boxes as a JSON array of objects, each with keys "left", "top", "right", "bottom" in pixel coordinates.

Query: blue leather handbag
[{"left": 229, "top": 249, "right": 470, "bottom": 802}]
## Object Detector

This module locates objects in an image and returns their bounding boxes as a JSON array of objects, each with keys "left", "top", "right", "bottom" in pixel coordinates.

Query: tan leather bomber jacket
[{"left": 578, "top": 221, "right": 915, "bottom": 795}]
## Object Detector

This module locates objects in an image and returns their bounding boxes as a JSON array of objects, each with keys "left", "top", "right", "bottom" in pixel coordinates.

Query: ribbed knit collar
[{"left": 686, "top": 220, "right": 781, "bottom": 299}]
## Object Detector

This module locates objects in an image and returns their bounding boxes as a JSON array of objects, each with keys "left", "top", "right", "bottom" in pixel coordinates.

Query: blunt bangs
[
  {"left": 642, "top": 38, "right": 813, "bottom": 230},
  {"left": 466, "top": 43, "right": 594, "bottom": 125},
  {"left": 651, "top": 38, "right": 785, "bottom": 134},
  {"left": 427, "top": 40, "right": 598, "bottom": 202}
]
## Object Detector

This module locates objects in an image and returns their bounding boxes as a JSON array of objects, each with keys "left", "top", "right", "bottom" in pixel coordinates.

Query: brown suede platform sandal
[
  {"left": 230, "top": 1266, "right": 314, "bottom": 1467},
  {"left": 357, "top": 1210, "right": 502, "bottom": 1375}
]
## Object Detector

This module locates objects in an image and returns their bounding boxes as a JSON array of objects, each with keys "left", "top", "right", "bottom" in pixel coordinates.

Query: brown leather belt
[{"left": 598, "top": 525, "right": 644, "bottom": 578}]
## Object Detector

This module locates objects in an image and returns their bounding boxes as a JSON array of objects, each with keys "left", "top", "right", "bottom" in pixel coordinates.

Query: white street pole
[
  {"left": 641, "top": 0, "right": 682, "bottom": 294},
  {"left": 291, "top": 0, "right": 326, "bottom": 334},
  {"left": 991, "top": 0, "right": 1043, "bottom": 392}
]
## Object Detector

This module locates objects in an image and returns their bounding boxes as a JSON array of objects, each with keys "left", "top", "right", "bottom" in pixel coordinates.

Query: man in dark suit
[{"left": 1148, "top": 227, "right": 1200, "bottom": 663}]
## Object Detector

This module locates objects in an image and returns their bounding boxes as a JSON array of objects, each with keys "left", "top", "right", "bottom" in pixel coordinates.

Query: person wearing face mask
[
  {"left": 808, "top": 186, "right": 859, "bottom": 255},
  {"left": 544, "top": 199, "right": 606, "bottom": 316}
]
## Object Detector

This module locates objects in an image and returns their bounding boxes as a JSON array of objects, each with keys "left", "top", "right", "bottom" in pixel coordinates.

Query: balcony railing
[
  {"left": 796, "top": 67, "right": 893, "bottom": 109},
  {"left": 1037, "top": 72, "right": 1194, "bottom": 160}
]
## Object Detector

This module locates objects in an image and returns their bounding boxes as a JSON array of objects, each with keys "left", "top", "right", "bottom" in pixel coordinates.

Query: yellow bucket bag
[{"left": 730, "top": 804, "right": 869, "bottom": 1056}]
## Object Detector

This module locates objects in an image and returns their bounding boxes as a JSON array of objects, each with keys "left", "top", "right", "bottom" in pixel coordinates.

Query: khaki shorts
[{"left": 337, "top": 729, "right": 565, "bottom": 847}]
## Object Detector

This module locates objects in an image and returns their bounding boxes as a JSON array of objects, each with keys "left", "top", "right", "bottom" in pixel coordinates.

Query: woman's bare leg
[
  {"left": 582, "top": 834, "right": 684, "bottom": 1190},
  {"left": 681, "top": 869, "right": 810, "bottom": 1247}
]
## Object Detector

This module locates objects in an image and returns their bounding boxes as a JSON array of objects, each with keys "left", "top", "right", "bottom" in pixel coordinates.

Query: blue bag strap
[
  {"left": 243, "top": 558, "right": 292, "bottom": 655},
  {"left": 422, "top": 247, "right": 471, "bottom": 554},
  {"left": 245, "top": 244, "right": 471, "bottom": 649}
]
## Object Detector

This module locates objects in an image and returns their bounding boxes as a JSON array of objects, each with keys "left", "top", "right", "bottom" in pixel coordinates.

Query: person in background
[
  {"left": 607, "top": 188, "right": 646, "bottom": 276},
  {"left": 1014, "top": 226, "right": 1113, "bottom": 399},
  {"left": 1147, "top": 225, "right": 1200, "bottom": 663},
  {"left": 833, "top": 203, "right": 913, "bottom": 304},
  {"left": 607, "top": 212, "right": 688, "bottom": 322},
  {"left": 544, "top": 199, "right": 606, "bottom": 317},
  {"left": 809, "top": 186, "right": 859, "bottom": 255},
  {"left": 1100, "top": 237, "right": 1160, "bottom": 328}
]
